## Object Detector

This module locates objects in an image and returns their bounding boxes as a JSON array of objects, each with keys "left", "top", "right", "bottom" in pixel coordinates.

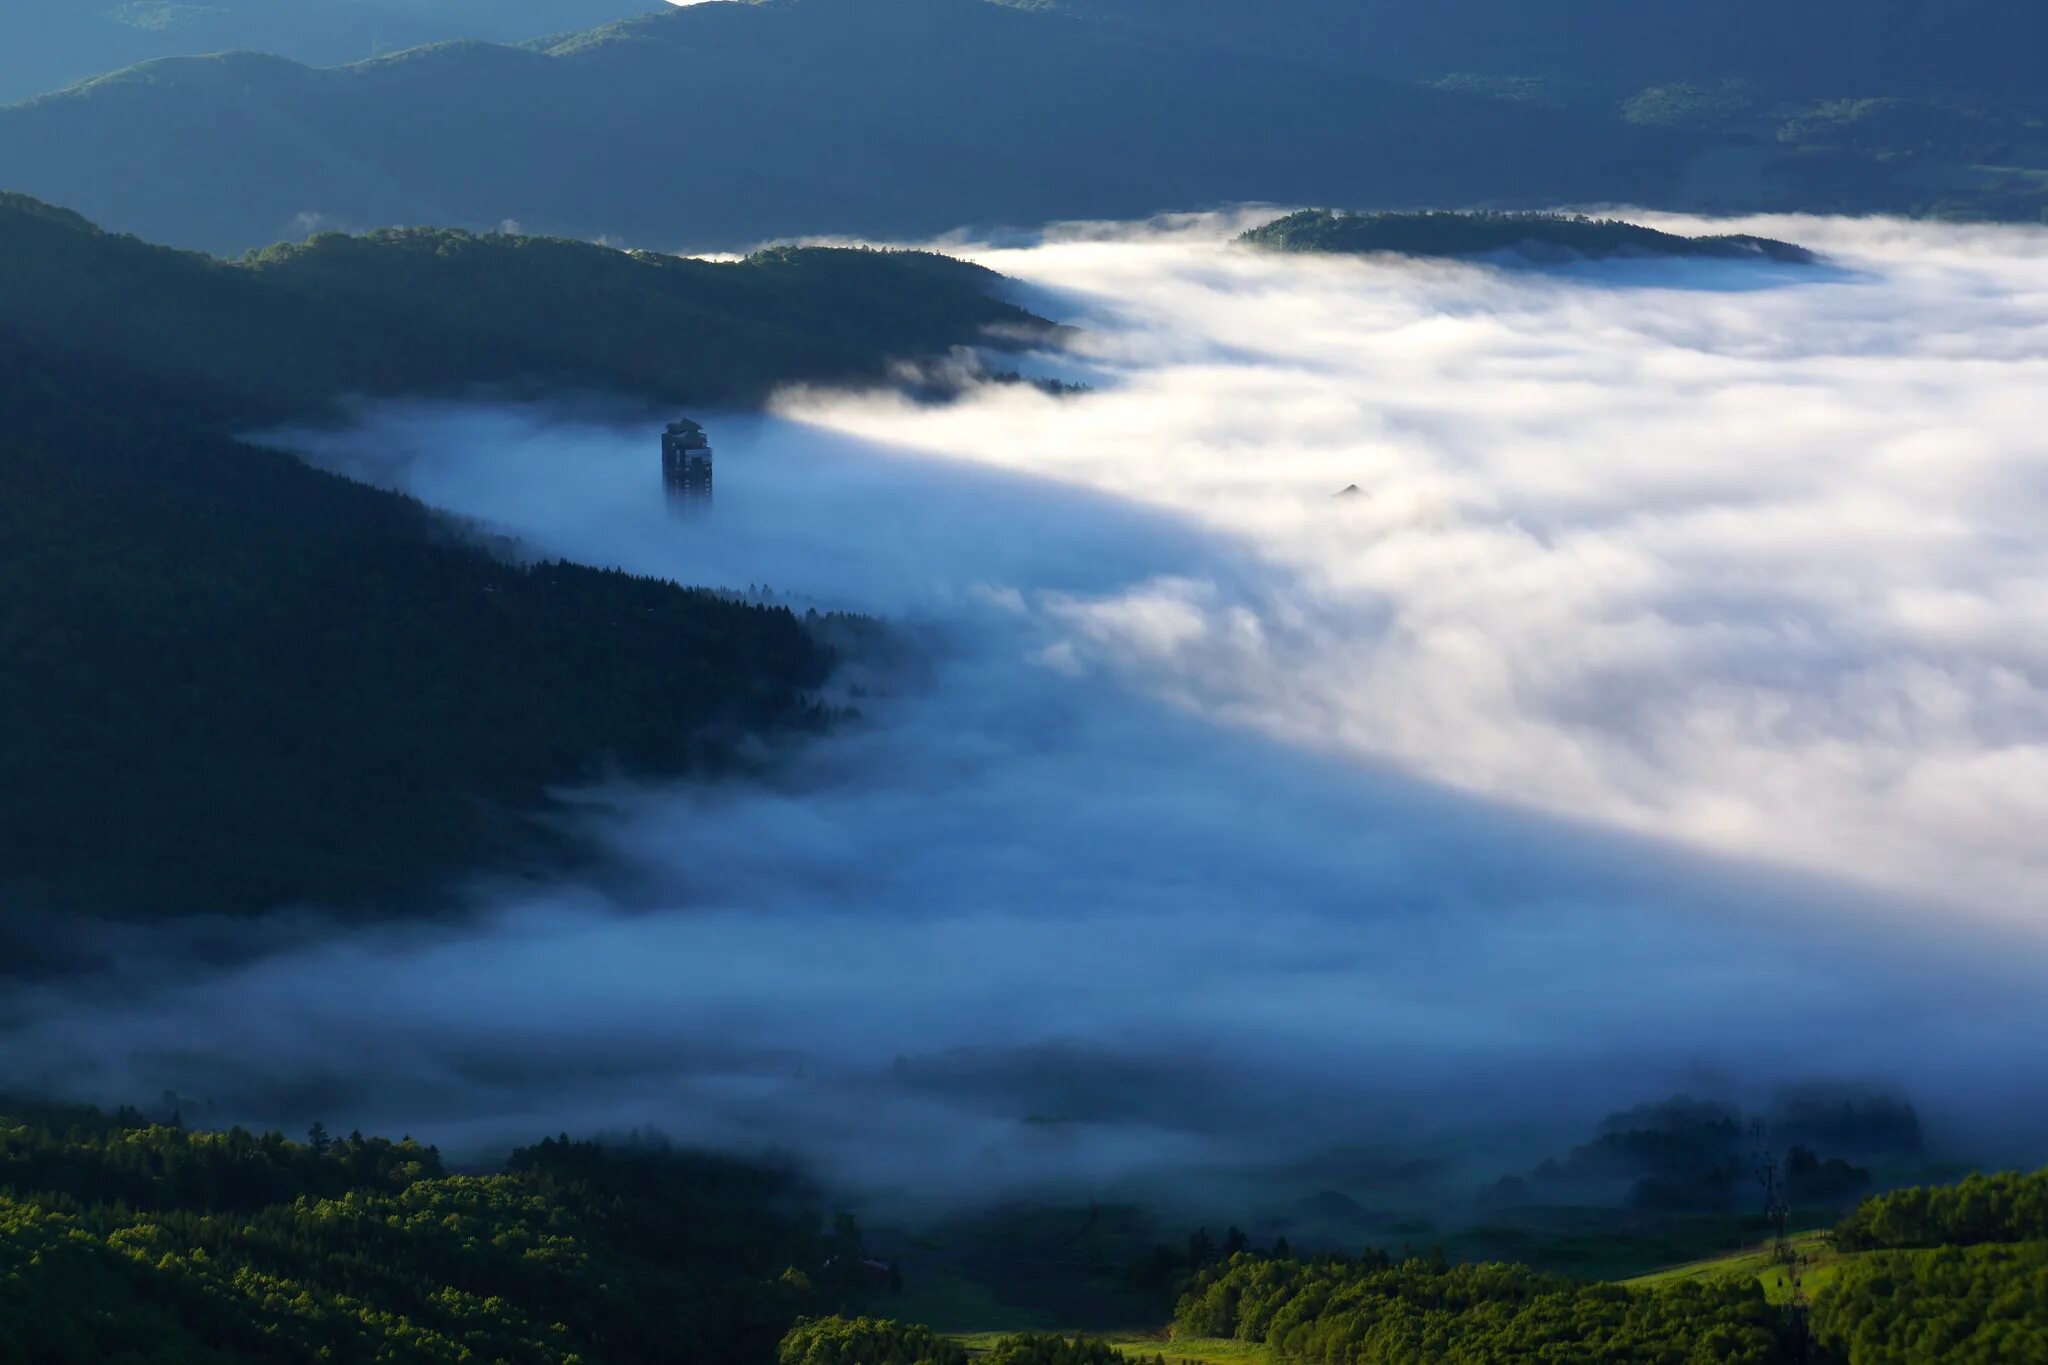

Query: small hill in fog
[{"left": 1242, "top": 209, "right": 1815, "bottom": 264}]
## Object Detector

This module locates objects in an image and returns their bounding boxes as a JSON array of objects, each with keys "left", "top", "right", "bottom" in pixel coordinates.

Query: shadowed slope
[{"left": 0, "top": 194, "right": 1034, "bottom": 919}]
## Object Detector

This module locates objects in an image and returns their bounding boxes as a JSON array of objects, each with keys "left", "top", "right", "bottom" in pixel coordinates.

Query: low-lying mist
[{"left": 9, "top": 212, "right": 2048, "bottom": 1213}]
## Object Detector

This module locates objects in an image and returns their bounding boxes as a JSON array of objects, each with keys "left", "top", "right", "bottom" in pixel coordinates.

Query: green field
[
  {"left": 953, "top": 1332, "right": 1268, "bottom": 1364},
  {"left": 1621, "top": 1231, "right": 1857, "bottom": 1304}
]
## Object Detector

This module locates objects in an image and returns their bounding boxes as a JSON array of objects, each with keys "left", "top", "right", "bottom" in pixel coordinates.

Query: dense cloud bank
[{"left": 8, "top": 213, "right": 2048, "bottom": 1204}]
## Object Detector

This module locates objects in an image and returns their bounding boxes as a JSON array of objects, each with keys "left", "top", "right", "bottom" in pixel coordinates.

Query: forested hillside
[
  {"left": 0, "top": 1101, "right": 1148, "bottom": 1364},
  {"left": 1809, "top": 1169, "right": 2048, "bottom": 1362},
  {"left": 0, "top": 1115, "right": 2041, "bottom": 1360},
  {"left": 1174, "top": 1170, "right": 2048, "bottom": 1364},
  {"left": 0, "top": 1103, "right": 851, "bottom": 1362},
  {"left": 1178, "top": 1256, "right": 1787, "bottom": 1363},
  {"left": 0, "top": 195, "right": 1037, "bottom": 922}
]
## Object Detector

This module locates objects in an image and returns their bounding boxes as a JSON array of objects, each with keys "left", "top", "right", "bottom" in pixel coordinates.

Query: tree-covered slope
[
  {"left": 0, "top": 0, "right": 1693, "bottom": 256},
  {"left": 1810, "top": 1243, "right": 2048, "bottom": 1364},
  {"left": 1242, "top": 210, "right": 1816, "bottom": 263},
  {"left": 0, "top": 340, "right": 834, "bottom": 922},
  {"left": 0, "top": 1102, "right": 1148, "bottom": 1363},
  {"left": 1177, "top": 1252, "right": 1790, "bottom": 1363},
  {"left": 1169, "top": 1168, "right": 2048, "bottom": 1365},
  {"left": 0, "top": 1104, "right": 854, "bottom": 1363},
  {"left": 0, "top": 192, "right": 1040, "bottom": 422},
  {"left": 0, "top": 1101, "right": 2041, "bottom": 1363},
  {"left": 0, "top": 0, "right": 648, "bottom": 105},
  {"left": 1811, "top": 1171, "right": 2048, "bottom": 1363},
  {"left": 0, "top": 196, "right": 1034, "bottom": 921},
  {"left": 1835, "top": 1168, "right": 2048, "bottom": 1252}
]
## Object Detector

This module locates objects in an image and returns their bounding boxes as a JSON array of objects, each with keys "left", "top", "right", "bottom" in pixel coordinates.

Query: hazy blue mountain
[
  {"left": 1039, "top": 0, "right": 2048, "bottom": 98},
  {"left": 0, "top": 0, "right": 1696, "bottom": 256},
  {"left": 0, "top": 0, "right": 651, "bottom": 104},
  {"left": 1038, "top": 0, "right": 2048, "bottom": 221}
]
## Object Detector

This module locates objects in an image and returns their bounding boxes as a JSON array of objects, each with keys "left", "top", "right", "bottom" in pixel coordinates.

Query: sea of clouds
[{"left": 9, "top": 212, "right": 2047, "bottom": 1206}]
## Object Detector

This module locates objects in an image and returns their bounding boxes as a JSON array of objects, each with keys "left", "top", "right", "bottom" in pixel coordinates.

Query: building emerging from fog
[{"left": 661, "top": 419, "right": 713, "bottom": 505}]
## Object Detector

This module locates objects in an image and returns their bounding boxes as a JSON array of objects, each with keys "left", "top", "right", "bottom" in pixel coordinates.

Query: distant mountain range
[
  {"left": 1038, "top": 0, "right": 2048, "bottom": 99},
  {"left": 0, "top": 0, "right": 1697, "bottom": 256},
  {"left": 0, "top": 0, "right": 650, "bottom": 104},
  {"left": 3, "top": 0, "right": 2043, "bottom": 260}
]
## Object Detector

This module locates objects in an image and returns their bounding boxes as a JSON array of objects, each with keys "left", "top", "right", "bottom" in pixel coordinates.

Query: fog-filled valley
[
  {"left": 6, "top": 3, "right": 2048, "bottom": 1351},
  {"left": 10, "top": 215, "right": 2044, "bottom": 1227}
]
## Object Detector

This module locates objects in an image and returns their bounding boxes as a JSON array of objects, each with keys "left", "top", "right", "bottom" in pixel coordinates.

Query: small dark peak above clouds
[{"left": 1242, "top": 209, "right": 1816, "bottom": 265}]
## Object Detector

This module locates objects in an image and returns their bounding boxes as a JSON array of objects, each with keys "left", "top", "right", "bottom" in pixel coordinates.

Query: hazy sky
[{"left": 8, "top": 212, "right": 2045, "bottom": 1208}]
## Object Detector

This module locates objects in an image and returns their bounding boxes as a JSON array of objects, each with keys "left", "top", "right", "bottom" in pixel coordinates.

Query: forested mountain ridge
[
  {"left": 0, "top": 0, "right": 1695, "bottom": 256},
  {"left": 1036, "top": 0, "right": 2048, "bottom": 99},
  {"left": 0, "top": 195, "right": 1039, "bottom": 923},
  {"left": 0, "top": 0, "right": 649, "bottom": 105},
  {"left": 5, "top": 0, "right": 2043, "bottom": 256},
  {"left": 0, "top": 192, "right": 1040, "bottom": 422}
]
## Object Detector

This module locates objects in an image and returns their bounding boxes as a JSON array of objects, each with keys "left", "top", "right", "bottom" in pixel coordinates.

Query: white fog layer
[{"left": 11, "top": 214, "right": 2047, "bottom": 1198}]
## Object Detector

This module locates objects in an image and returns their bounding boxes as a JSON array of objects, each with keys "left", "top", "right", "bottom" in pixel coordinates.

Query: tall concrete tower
[{"left": 661, "top": 419, "right": 713, "bottom": 505}]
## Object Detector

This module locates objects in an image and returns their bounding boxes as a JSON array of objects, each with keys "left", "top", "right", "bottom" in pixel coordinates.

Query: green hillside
[
  {"left": 0, "top": 1102, "right": 852, "bottom": 1363},
  {"left": 1623, "top": 1231, "right": 1852, "bottom": 1304},
  {"left": 0, "top": 195, "right": 1036, "bottom": 922},
  {"left": 0, "top": 1101, "right": 1144, "bottom": 1364},
  {"left": 0, "top": 1101, "right": 2041, "bottom": 1363},
  {"left": 1166, "top": 1169, "right": 2048, "bottom": 1365}
]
